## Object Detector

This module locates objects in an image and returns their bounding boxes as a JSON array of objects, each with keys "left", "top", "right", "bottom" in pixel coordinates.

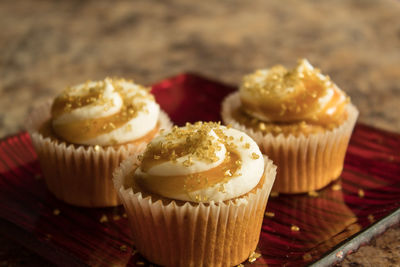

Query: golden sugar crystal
[
  {"left": 332, "top": 184, "right": 342, "bottom": 191},
  {"left": 243, "top": 143, "right": 250, "bottom": 149},
  {"left": 218, "top": 184, "right": 226, "bottom": 193},
  {"left": 270, "top": 191, "right": 279, "bottom": 197},
  {"left": 358, "top": 189, "right": 365, "bottom": 198},
  {"left": 248, "top": 251, "right": 261, "bottom": 263},
  {"left": 136, "top": 261, "right": 145, "bottom": 266},
  {"left": 259, "top": 122, "right": 266, "bottom": 131},
  {"left": 308, "top": 191, "right": 319, "bottom": 197},
  {"left": 99, "top": 214, "right": 108, "bottom": 223},
  {"left": 265, "top": 211, "right": 275, "bottom": 218},
  {"left": 303, "top": 253, "right": 312, "bottom": 261},
  {"left": 368, "top": 214, "right": 375, "bottom": 223},
  {"left": 239, "top": 136, "right": 244, "bottom": 142},
  {"left": 251, "top": 153, "right": 260, "bottom": 160},
  {"left": 109, "top": 122, "right": 116, "bottom": 129},
  {"left": 53, "top": 209, "right": 60, "bottom": 216},
  {"left": 224, "top": 169, "right": 233, "bottom": 177},
  {"left": 291, "top": 225, "right": 300, "bottom": 232},
  {"left": 235, "top": 160, "right": 242, "bottom": 166}
]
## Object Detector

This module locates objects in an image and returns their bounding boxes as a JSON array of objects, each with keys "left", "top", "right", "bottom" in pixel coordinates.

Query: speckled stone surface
[{"left": 0, "top": 0, "right": 399, "bottom": 266}]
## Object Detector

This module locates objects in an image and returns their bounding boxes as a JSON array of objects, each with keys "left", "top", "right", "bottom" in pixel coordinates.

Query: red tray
[{"left": 1, "top": 73, "right": 400, "bottom": 266}]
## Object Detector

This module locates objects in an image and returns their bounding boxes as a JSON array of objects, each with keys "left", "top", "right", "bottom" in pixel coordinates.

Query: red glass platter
[{"left": 1, "top": 73, "right": 400, "bottom": 267}]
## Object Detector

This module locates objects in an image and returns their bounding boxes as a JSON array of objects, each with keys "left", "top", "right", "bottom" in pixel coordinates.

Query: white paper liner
[
  {"left": 114, "top": 155, "right": 276, "bottom": 267},
  {"left": 26, "top": 100, "right": 173, "bottom": 207},
  {"left": 221, "top": 92, "right": 359, "bottom": 193}
]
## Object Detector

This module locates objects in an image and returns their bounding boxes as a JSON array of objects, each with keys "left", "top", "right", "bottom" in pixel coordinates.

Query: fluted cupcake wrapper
[
  {"left": 26, "top": 101, "right": 173, "bottom": 207},
  {"left": 221, "top": 92, "right": 359, "bottom": 193},
  {"left": 113, "top": 156, "right": 276, "bottom": 267}
]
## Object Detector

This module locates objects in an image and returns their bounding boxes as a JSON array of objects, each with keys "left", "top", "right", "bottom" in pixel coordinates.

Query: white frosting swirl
[
  {"left": 135, "top": 123, "right": 264, "bottom": 202},
  {"left": 51, "top": 78, "right": 160, "bottom": 146}
]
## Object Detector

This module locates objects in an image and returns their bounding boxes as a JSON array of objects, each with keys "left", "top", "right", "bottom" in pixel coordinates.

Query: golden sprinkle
[
  {"left": 265, "top": 211, "right": 275, "bottom": 218},
  {"left": 239, "top": 136, "right": 244, "bottom": 142},
  {"left": 120, "top": 245, "right": 127, "bottom": 252},
  {"left": 251, "top": 153, "right": 260, "bottom": 159},
  {"left": 259, "top": 122, "right": 266, "bottom": 131},
  {"left": 136, "top": 261, "right": 145, "bottom": 266},
  {"left": 332, "top": 184, "right": 342, "bottom": 191},
  {"left": 270, "top": 192, "right": 279, "bottom": 197},
  {"left": 122, "top": 213, "right": 127, "bottom": 218},
  {"left": 243, "top": 143, "right": 250, "bottom": 149},
  {"left": 358, "top": 189, "right": 365, "bottom": 198},
  {"left": 94, "top": 145, "right": 101, "bottom": 151},
  {"left": 113, "top": 215, "right": 121, "bottom": 221},
  {"left": 248, "top": 251, "right": 261, "bottom": 263},
  {"left": 308, "top": 191, "right": 319, "bottom": 197},
  {"left": 99, "top": 214, "right": 108, "bottom": 223},
  {"left": 226, "top": 124, "right": 232, "bottom": 129},
  {"left": 368, "top": 214, "right": 375, "bottom": 223},
  {"left": 303, "top": 253, "right": 312, "bottom": 261},
  {"left": 291, "top": 225, "right": 300, "bottom": 232},
  {"left": 53, "top": 209, "right": 60, "bottom": 216}
]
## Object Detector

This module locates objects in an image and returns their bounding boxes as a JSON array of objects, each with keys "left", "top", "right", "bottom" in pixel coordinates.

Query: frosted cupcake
[
  {"left": 27, "top": 78, "right": 172, "bottom": 207},
  {"left": 222, "top": 59, "right": 358, "bottom": 193},
  {"left": 114, "top": 122, "right": 276, "bottom": 266}
]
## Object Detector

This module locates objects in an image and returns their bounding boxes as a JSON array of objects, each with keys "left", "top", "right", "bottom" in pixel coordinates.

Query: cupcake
[
  {"left": 27, "top": 77, "right": 172, "bottom": 207},
  {"left": 114, "top": 122, "right": 276, "bottom": 266},
  {"left": 222, "top": 59, "right": 358, "bottom": 193}
]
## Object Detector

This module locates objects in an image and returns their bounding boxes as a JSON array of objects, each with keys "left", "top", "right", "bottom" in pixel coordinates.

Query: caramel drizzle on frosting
[
  {"left": 51, "top": 78, "right": 154, "bottom": 143},
  {"left": 135, "top": 122, "right": 245, "bottom": 199},
  {"left": 240, "top": 59, "right": 349, "bottom": 126}
]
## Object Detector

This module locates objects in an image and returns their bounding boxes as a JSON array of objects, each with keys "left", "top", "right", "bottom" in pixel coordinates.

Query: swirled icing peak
[
  {"left": 51, "top": 78, "right": 160, "bottom": 146},
  {"left": 134, "top": 122, "right": 264, "bottom": 203},
  {"left": 239, "top": 59, "right": 349, "bottom": 125}
]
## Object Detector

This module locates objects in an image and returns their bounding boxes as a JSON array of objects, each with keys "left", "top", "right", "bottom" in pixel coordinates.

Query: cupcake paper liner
[
  {"left": 26, "top": 101, "right": 173, "bottom": 207},
  {"left": 114, "top": 156, "right": 276, "bottom": 267},
  {"left": 221, "top": 92, "right": 359, "bottom": 193}
]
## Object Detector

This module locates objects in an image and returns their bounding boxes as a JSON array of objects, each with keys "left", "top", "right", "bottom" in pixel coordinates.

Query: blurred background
[
  {"left": 0, "top": 0, "right": 399, "bottom": 266},
  {"left": 0, "top": 0, "right": 399, "bottom": 138}
]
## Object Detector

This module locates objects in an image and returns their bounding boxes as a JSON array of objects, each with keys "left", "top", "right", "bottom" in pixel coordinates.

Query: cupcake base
[
  {"left": 221, "top": 92, "right": 359, "bottom": 194},
  {"left": 114, "top": 156, "right": 276, "bottom": 267},
  {"left": 27, "top": 101, "right": 172, "bottom": 207}
]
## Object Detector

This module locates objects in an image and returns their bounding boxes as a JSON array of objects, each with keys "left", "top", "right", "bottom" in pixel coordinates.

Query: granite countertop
[{"left": 0, "top": 0, "right": 399, "bottom": 266}]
